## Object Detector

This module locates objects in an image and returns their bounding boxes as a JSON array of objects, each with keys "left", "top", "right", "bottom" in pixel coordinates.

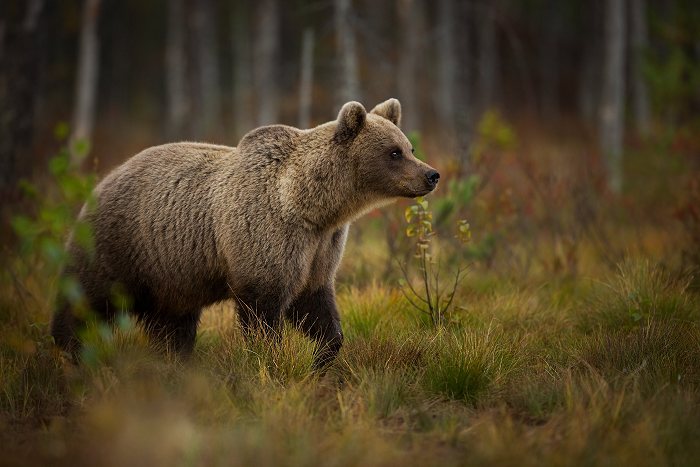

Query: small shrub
[
  {"left": 421, "top": 327, "right": 520, "bottom": 404},
  {"left": 398, "top": 196, "right": 470, "bottom": 327}
]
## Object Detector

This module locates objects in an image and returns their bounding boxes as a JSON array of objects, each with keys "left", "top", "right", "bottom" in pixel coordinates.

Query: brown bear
[{"left": 51, "top": 98, "right": 440, "bottom": 368}]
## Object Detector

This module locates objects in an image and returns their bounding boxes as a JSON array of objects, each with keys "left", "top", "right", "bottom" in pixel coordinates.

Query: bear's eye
[{"left": 390, "top": 149, "right": 402, "bottom": 160}]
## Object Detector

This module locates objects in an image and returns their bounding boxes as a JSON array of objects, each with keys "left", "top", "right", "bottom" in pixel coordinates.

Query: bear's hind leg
[
  {"left": 51, "top": 299, "right": 84, "bottom": 361},
  {"left": 51, "top": 292, "right": 116, "bottom": 361},
  {"left": 141, "top": 310, "right": 202, "bottom": 357}
]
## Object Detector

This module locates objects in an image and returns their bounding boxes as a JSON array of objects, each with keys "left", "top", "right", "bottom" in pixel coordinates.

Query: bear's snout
[{"left": 425, "top": 169, "right": 440, "bottom": 189}]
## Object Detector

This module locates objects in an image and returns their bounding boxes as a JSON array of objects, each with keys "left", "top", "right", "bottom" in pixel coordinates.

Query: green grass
[{"left": 2, "top": 244, "right": 700, "bottom": 466}]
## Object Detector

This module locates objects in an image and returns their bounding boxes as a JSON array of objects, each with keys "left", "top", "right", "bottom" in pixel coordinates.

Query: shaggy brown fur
[{"left": 51, "top": 99, "right": 439, "bottom": 368}]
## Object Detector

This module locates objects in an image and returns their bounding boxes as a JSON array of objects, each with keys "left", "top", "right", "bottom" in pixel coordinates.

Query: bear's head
[{"left": 334, "top": 99, "right": 440, "bottom": 199}]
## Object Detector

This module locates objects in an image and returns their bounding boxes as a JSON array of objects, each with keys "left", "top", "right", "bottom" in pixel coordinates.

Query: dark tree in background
[
  {"left": 630, "top": 0, "right": 651, "bottom": 136},
  {"left": 193, "top": 0, "right": 221, "bottom": 137},
  {"left": 396, "top": 0, "right": 422, "bottom": 134},
  {"left": 298, "top": 27, "right": 315, "bottom": 129},
  {"left": 254, "top": 0, "right": 279, "bottom": 126},
  {"left": 436, "top": 0, "right": 457, "bottom": 134},
  {"left": 166, "top": 0, "right": 189, "bottom": 139},
  {"left": 476, "top": 0, "right": 499, "bottom": 114},
  {"left": 232, "top": 0, "right": 253, "bottom": 140},
  {"left": 0, "top": 0, "right": 46, "bottom": 202}
]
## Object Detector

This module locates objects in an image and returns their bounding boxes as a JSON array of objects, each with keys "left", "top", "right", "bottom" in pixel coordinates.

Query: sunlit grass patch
[
  {"left": 580, "top": 259, "right": 699, "bottom": 331},
  {"left": 421, "top": 327, "right": 522, "bottom": 404},
  {"left": 209, "top": 323, "right": 316, "bottom": 386},
  {"left": 337, "top": 284, "right": 407, "bottom": 339}
]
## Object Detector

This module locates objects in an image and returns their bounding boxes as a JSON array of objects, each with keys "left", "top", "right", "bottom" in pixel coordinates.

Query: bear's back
[{"left": 83, "top": 142, "right": 236, "bottom": 310}]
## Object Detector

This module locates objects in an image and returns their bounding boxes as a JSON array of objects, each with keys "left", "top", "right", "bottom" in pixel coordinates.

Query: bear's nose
[{"left": 426, "top": 170, "right": 440, "bottom": 187}]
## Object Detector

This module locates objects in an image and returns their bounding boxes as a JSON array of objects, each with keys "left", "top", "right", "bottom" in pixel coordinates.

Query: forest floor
[{"left": 1, "top": 220, "right": 699, "bottom": 467}]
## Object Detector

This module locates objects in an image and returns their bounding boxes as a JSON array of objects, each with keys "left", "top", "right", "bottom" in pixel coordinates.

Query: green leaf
[
  {"left": 54, "top": 122, "right": 70, "bottom": 141},
  {"left": 72, "top": 139, "right": 91, "bottom": 159},
  {"left": 11, "top": 215, "right": 36, "bottom": 238},
  {"left": 18, "top": 179, "right": 38, "bottom": 198},
  {"left": 49, "top": 154, "right": 69, "bottom": 177}
]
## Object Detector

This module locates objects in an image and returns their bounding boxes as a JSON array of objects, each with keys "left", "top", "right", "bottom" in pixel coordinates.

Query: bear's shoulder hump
[{"left": 237, "top": 125, "right": 300, "bottom": 163}]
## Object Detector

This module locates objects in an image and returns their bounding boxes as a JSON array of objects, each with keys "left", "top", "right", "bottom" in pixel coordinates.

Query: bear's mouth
[{"left": 398, "top": 183, "right": 435, "bottom": 198}]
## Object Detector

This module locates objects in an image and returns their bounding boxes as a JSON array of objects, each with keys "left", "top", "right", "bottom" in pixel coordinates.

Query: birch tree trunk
[
  {"left": 599, "top": 0, "right": 626, "bottom": 194},
  {"left": 166, "top": 0, "right": 188, "bottom": 138},
  {"left": 436, "top": 0, "right": 456, "bottom": 126},
  {"left": 335, "top": 0, "right": 360, "bottom": 106},
  {"left": 396, "top": 0, "right": 422, "bottom": 133},
  {"left": 193, "top": 0, "right": 221, "bottom": 138},
  {"left": 71, "top": 0, "right": 101, "bottom": 157},
  {"left": 630, "top": 0, "right": 651, "bottom": 135},
  {"left": 232, "top": 2, "right": 253, "bottom": 140},
  {"left": 298, "top": 28, "right": 314, "bottom": 129},
  {"left": 254, "top": 0, "right": 279, "bottom": 126},
  {"left": 477, "top": 0, "right": 499, "bottom": 113}
]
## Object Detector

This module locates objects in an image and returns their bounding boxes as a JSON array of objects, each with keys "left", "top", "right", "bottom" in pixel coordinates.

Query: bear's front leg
[{"left": 285, "top": 286, "right": 343, "bottom": 370}]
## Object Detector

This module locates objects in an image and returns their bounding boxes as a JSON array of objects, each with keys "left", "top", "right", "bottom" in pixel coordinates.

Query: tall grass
[{"left": 2, "top": 251, "right": 700, "bottom": 465}]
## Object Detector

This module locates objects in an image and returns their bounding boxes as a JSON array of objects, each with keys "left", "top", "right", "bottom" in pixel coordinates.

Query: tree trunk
[
  {"left": 477, "top": 0, "right": 499, "bottom": 113},
  {"left": 298, "top": 28, "right": 314, "bottom": 129},
  {"left": 599, "top": 0, "right": 626, "bottom": 194},
  {"left": 436, "top": 0, "right": 456, "bottom": 126},
  {"left": 71, "top": 0, "right": 101, "bottom": 157},
  {"left": 165, "top": 0, "right": 189, "bottom": 138},
  {"left": 192, "top": 0, "right": 221, "bottom": 138},
  {"left": 232, "top": 1, "right": 253, "bottom": 140},
  {"left": 396, "top": 0, "right": 422, "bottom": 133},
  {"left": 578, "top": 6, "right": 600, "bottom": 124},
  {"left": 630, "top": 0, "right": 651, "bottom": 135},
  {"left": 0, "top": 0, "right": 45, "bottom": 203},
  {"left": 455, "top": 0, "right": 472, "bottom": 171},
  {"left": 254, "top": 0, "right": 279, "bottom": 126},
  {"left": 538, "top": 0, "right": 559, "bottom": 119},
  {"left": 335, "top": 0, "right": 360, "bottom": 106}
]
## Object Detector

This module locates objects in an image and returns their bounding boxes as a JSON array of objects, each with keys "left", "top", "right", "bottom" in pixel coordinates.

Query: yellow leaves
[{"left": 457, "top": 220, "right": 471, "bottom": 244}]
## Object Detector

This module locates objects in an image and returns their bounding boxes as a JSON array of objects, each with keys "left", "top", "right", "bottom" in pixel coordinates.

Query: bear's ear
[
  {"left": 370, "top": 98, "right": 402, "bottom": 127},
  {"left": 335, "top": 101, "right": 367, "bottom": 143}
]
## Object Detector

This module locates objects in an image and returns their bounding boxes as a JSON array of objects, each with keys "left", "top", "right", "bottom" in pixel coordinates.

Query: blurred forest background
[
  {"left": 0, "top": 0, "right": 697, "bottom": 190},
  {"left": 2, "top": 0, "right": 700, "bottom": 276},
  {"left": 2, "top": 1, "right": 700, "bottom": 465}
]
